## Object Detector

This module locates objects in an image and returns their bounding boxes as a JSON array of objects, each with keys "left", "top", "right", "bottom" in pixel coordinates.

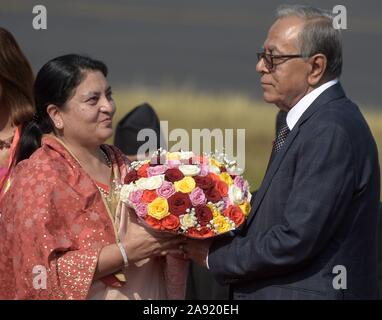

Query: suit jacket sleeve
[{"left": 208, "top": 123, "right": 355, "bottom": 285}]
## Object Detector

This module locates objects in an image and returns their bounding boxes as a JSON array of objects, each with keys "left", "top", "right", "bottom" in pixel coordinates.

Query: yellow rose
[
  {"left": 219, "top": 172, "right": 233, "bottom": 185},
  {"left": 239, "top": 202, "right": 251, "bottom": 217},
  {"left": 147, "top": 197, "right": 170, "bottom": 220},
  {"left": 207, "top": 204, "right": 222, "bottom": 218},
  {"left": 166, "top": 152, "right": 181, "bottom": 161},
  {"left": 213, "top": 215, "right": 232, "bottom": 234},
  {"left": 174, "top": 176, "right": 196, "bottom": 193},
  {"left": 211, "top": 159, "right": 222, "bottom": 168}
]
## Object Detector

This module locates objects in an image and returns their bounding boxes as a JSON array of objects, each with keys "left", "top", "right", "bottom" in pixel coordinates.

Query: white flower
[
  {"left": 135, "top": 175, "right": 164, "bottom": 190},
  {"left": 228, "top": 185, "right": 244, "bottom": 205},
  {"left": 130, "top": 159, "right": 150, "bottom": 170},
  {"left": 178, "top": 164, "right": 201, "bottom": 176},
  {"left": 180, "top": 151, "right": 195, "bottom": 160},
  {"left": 180, "top": 213, "right": 198, "bottom": 231},
  {"left": 120, "top": 184, "right": 138, "bottom": 203},
  {"left": 227, "top": 166, "right": 244, "bottom": 176},
  {"left": 208, "top": 165, "right": 221, "bottom": 175}
]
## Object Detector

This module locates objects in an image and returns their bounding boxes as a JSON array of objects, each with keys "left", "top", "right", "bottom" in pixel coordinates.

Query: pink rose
[
  {"left": 199, "top": 165, "right": 209, "bottom": 177},
  {"left": 157, "top": 181, "right": 176, "bottom": 199},
  {"left": 148, "top": 165, "right": 168, "bottom": 177},
  {"left": 167, "top": 160, "right": 181, "bottom": 168},
  {"left": 135, "top": 203, "right": 148, "bottom": 218},
  {"left": 234, "top": 176, "right": 248, "bottom": 193},
  {"left": 189, "top": 187, "right": 207, "bottom": 206},
  {"left": 129, "top": 189, "right": 143, "bottom": 204}
]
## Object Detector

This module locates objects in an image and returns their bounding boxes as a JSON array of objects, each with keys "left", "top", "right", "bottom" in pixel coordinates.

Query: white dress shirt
[{"left": 286, "top": 79, "right": 338, "bottom": 130}]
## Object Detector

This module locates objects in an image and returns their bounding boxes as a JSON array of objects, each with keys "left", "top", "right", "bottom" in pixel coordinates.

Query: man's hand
[{"left": 183, "top": 238, "right": 213, "bottom": 267}]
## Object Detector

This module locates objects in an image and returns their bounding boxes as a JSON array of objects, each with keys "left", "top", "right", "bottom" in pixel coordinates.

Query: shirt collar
[{"left": 286, "top": 79, "right": 338, "bottom": 130}]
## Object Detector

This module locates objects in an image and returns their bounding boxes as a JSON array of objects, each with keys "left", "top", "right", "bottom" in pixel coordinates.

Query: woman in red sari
[
  {"left": 0, "top": 28, "right": 35, "bottom": 195},
  {"left": 0, "top": 54, "right": 186, "bottom": 299}
]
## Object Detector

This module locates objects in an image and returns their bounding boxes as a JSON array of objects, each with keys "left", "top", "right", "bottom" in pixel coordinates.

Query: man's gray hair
[{"left": 276, "top": 5, "right": 342, "bottom": 78}]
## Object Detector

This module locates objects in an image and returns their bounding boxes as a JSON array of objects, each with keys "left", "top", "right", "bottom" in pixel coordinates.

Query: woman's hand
[{"left": 122, "top": 212, "right": 185, "bottom": 263}]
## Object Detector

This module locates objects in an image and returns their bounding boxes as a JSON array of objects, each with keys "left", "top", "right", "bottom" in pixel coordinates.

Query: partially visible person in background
[
  {"left": 0, "top": 27, "right": 34, "bottom": 195},
  {"left": 114, "top": 103, "right": 166, "bottom": 161}
]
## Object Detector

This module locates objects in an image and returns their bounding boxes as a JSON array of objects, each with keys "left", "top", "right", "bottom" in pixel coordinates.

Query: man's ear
[
  {"left": 46, "top": 104, "right": 64, "bottom": 130},
  {"left": 307, "top": 53, "right": 327, "bottom": 86}
]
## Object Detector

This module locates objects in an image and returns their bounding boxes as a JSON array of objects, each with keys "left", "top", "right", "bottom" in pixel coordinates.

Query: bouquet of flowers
[{"left": 120, "top": 150, "right": 252, "bottom": 239}]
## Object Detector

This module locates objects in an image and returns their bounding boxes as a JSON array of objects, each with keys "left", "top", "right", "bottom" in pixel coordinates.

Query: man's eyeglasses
[{"left": 257, "top": 51, "right": 304, "bottom": 70}]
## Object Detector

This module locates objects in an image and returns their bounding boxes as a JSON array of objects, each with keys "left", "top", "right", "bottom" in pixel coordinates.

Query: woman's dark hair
[
  {"left": 16, "top": 54, "right": 108, "bottom": 164},
  {"left": 0, "top": 27, "right": 35, "bottom": 126}
]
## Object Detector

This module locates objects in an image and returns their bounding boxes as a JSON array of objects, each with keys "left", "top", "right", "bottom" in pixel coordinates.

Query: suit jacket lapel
[
  {"left": 246, "top": 82, "right": 346, "bottom": 226},
  {"left": 246, "top": 126, "right": 299, "bottom": 225}
]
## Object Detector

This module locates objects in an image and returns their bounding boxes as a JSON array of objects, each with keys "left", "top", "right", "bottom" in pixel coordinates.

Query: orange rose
[
  {"left": 144, "top": 216, "right": 161, "bottom": 230},
  {"left": 142, "top": 190, "right": 158, "bottom": 203},
  {"left": 224, "top": 205, "right": 245, "bottom": 226},
  {"left": 161, "top": 214, "right": 180, "bottom": 231},
  {"left": 208, "top": 172, "right": 220, "bottom": 182},
  {"left": 137, "top": 163, "right": 149, "bottom": 178},
  {"left": 215, "top": 180, "right": 228, "bottom": 197}
]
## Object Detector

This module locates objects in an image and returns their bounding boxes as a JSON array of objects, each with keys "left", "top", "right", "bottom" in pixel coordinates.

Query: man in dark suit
[{"left": 184, "top": 5, "right": 380, "bottom": 299}]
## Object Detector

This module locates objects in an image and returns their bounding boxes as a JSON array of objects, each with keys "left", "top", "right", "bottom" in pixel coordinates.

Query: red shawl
[{"left": 0, "top": 135, "right": 128, "bottom": 299}]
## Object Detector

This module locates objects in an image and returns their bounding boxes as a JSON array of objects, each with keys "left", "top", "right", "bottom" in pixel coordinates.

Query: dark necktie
[
  {"left": 273, "top": 123, "right": 290, "bottom": 153},
  {"left": 266, "top": 122, "right": 290, "bottom": 171}
]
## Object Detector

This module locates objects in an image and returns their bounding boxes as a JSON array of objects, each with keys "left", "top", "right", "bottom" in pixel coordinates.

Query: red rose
[
  {"left": 215, "top": 180, "right": 228, "bottom": 197},
  {"left": 168, "top": 192, "right": 192, "bottom": 216},
  {"left": 137, "top": 163, "right": 149, "bottom": 178},
  {"left": 193, "top": 175, "right": 214, "bottom": 190},
  {"left": 194, "top": 205, "right": 213, "bottom": 226},
  {"left": 124, "top": 170, "right": 139, "bottom": 184},
  {"left": 165, "top": 168, "right": 184, "bottom": 183},
  {"left": 187, "top": 226, "right": 215, "bottom": 238},
  {"left": 204, "top": 187, "right": 222, "bottom": 203},
  {"left": 144, "top": 216, "right": 161, "bottom": 230},
  {"left": 142, "top": 190, "right": 158, "bottom": 203},
  {"left": 161, "top": 214, "right": 180, "bottom": 231},
  {"left": 224, "top": 205, "right": 245, "bottom": 226}
]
